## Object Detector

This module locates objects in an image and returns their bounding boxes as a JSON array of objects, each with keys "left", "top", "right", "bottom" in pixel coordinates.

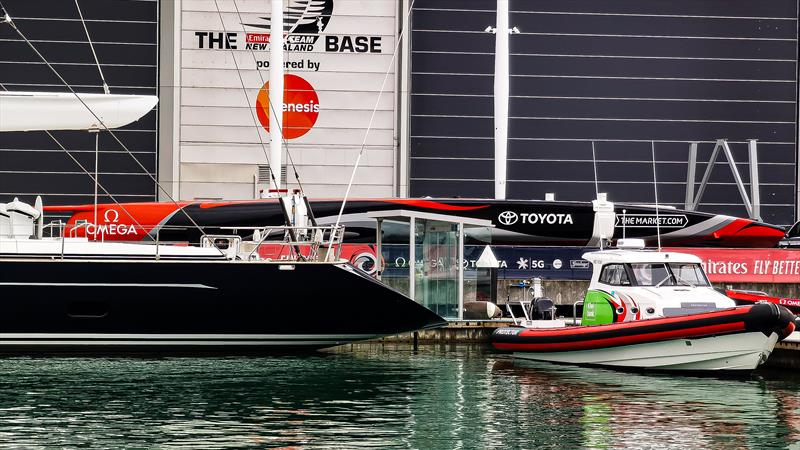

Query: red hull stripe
[
  {"left": 517, "top": 306, "right": 749, "bottom": 338},
  {"left": 382, "top": 199, "right": 491, "bottom": 211},
  {"left": 494, "top": 322, "right": 746, "bottom": 352}
]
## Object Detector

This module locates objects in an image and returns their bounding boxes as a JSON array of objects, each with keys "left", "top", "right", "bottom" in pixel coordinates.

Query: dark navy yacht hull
[{"left": 0, "top": 259, "right": 445, "bottom": 352}]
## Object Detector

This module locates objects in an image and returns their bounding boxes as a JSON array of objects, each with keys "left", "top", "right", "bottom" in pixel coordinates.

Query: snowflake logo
[{"left": 516, "top": 258, "right": 529, "bottom": 270}]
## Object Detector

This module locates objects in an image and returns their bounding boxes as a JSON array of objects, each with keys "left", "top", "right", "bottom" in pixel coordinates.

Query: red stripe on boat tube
[
  {"left": 516, "top": 306, "right": 749, "bottom": 338},
  {"left": 494, "top": 322, "right": 746, "bottom": 352}
]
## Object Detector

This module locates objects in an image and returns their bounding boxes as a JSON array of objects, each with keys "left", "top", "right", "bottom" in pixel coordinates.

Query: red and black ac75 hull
[
  {"left": 45, "top": 198, "right": 787, "bottom": 248},
  {"left": 726, "top": 289, "right": 800, "bottom": 314}
]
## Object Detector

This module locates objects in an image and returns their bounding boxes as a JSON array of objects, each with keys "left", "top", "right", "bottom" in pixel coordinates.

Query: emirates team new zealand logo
[{"left": 242, "top": 0, "right": 333, "bottom": 35}]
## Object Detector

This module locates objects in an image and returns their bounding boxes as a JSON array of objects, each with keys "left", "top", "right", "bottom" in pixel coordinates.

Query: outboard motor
[{"left": 532, "top": 297, "right": 555, "bottom": 320}]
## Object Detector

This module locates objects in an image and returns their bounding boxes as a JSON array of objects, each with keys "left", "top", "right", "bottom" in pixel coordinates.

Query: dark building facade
[
  {"left": 409, "top": 0, "right": 799, "bottom": 226},
  {"left": 0, "top": 0, "right": 798, "bottom": 227},
  {"left": 0, "top": 0, "right": 158, "bottom": 207}
]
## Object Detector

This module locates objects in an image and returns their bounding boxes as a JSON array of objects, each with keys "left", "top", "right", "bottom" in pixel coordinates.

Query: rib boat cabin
[{"left": 581, "top": 239, "right": 735, "bottom": 326}]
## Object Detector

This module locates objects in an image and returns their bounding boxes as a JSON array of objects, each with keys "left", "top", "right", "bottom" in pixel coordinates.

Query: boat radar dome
[{"left": 616, "top": 238, "right": 646, "bottom": 249}]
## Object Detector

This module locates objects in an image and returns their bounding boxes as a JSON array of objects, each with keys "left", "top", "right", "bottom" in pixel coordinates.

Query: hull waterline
[{"left": 512, "top": 331, "right": 779, "bottom": 371}]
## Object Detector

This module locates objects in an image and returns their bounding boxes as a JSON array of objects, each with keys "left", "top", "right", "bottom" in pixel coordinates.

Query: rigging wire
[
  {"left": 211, "top": 0, "right": 307, "bottom": 195},
  {"left": 0, "top": 10, "right": 217, "bottom": 247},
  {"left": 229, "top": 0, "right": 306, "bottom": 194},
  {"left": 651, "top": 141, "right": 662, "bottom": 251},
  {"left": 328, "top": 0, "right": 417, "bottom": 258},
  {"left": 73, "top": 0, "right": 109, "bottom": 94},
  {"left": 591, "top": 141, "right": 599, "bottom": 196},
  {"left": 210, "top": 0, "right": 280, "bottom": 194}
]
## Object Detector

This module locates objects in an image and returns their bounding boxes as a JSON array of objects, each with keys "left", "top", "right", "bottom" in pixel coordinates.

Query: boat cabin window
[
  {"left": 668, "top": 263, "right": 710, "bottom": 287},
  {"left": 628, "top": 262, "right": 710, "bottom": 287},
  {"left": 630, "top": 263, "right": 673, "bottom": 286},
  {"left": 599, "top": 264, "right": 631, "bottom": 286}
]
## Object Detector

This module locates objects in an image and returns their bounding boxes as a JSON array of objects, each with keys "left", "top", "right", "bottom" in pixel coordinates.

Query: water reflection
[
  {"left": 0, "top": 347, "right": 794, "bottom": 448},
  {"left": 492, "top": 358, "right": 800, "bottom": 449}
]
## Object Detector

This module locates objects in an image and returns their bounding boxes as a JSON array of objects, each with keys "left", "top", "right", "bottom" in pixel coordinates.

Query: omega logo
[{"left": 103, "top": 209, "right": 119, "bottom": 223}]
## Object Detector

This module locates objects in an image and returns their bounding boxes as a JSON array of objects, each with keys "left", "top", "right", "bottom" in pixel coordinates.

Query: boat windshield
[
  {"left": 630, "top": 263, "right": 673, "bottom": 286},
  {"left": 628, "top": 263, "right": 710, "bottom": 287},
  {"left": 668, "top": 263, "right": 710, "bottom": 287}
]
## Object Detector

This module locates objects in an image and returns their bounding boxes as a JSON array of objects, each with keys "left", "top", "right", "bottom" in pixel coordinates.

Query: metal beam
[
  {"left": 690, "top": 139, "right": 760, "bottom": 220},
  {"left": 457, "top": 221, "right": 464, "bottom": 321},
  {"left": 691, "top": 139, "right": 723, "bottom": 210},
  {"left": 720, "top": 140, "right": 753, "bottom": 217},
  {"left": 409, "top": 216, "right": 415, "bottom": 301},
  {"left": 748, "top": 139, "right": 761, "bottom": 221},
  {"left": 685, "top": 141, "right": 697, "bottom": 210}
]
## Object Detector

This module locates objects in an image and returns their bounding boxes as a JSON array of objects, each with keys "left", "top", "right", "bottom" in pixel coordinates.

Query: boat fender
[{"left": 747, "top": 302, "right": 797, "bottom": 341}]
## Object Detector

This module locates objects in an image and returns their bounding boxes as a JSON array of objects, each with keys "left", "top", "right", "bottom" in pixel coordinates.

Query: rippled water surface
[{"left": 0, "top": 345, "right": 798, "bottom": 448}]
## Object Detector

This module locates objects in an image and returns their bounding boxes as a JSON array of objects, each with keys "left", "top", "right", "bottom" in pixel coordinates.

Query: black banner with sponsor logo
[{"left": 382, "top": 244, "right": 593, "bottom": 280}]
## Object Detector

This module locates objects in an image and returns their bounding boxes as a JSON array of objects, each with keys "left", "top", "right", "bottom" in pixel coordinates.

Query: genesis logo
[
  {"left": 498, "top": 211, "right": 519, "bottom": 226},
  {"left": 242, "top": 0, "right": 333, "bottom": 35}
]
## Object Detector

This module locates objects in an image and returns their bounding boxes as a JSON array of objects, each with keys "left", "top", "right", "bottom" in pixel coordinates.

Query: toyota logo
[{"left": 498, "top": 211, "right": 518, "bottom": 226}]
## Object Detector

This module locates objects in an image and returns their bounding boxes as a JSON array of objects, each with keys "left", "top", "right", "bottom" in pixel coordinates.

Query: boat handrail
[
  {"left": 572, "top": 300, "right": 583, "bottom": 326},
  {"left": 241, "top": 224, "right": 346, "bottom": 263},
  {"left": 40, "top": 220, "right": 346, "bottom": 263}
]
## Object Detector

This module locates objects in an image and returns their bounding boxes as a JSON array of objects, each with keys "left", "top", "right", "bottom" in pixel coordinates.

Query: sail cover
[{"left": 0, "top": 91, "right": 158, "bottom": 131}]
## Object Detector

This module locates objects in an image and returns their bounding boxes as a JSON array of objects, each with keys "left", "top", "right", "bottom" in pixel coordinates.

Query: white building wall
[{"left": 168, "top": 0, "right": 398, "bottom": 200}]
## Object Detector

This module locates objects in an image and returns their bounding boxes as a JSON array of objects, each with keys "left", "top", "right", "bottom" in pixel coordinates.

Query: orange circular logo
[{"left": 256, "top": 74, "right": 320, "bottom": 140}]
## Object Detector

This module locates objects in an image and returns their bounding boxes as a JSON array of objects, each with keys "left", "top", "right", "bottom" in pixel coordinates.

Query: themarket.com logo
[
  {"left": 195, "top": 0, "right": 382, "bottom": 54},
  {"left": 255, "top": 74, "right": 320, "bottom": 139}
]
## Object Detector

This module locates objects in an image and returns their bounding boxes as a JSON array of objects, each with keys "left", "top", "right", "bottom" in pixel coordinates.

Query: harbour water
[{"left": 0, "top": 345, "right": 798, "bottom": 448}]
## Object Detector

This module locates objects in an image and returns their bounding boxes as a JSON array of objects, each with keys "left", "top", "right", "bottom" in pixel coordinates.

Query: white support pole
[
  {"left": 457, "top": 221, "right": 464, "bottom": 320},
  {"left": 269, "top": 0, "right": 284, "bottom": 194},
  {"left": 376, "top": 219, "right": 383, "bottom": 281},
  {"left": 493, "top": 0, "right": 509, "bottom": 200},
  {"left": 685, "top": 142, "right": 697, "bottom": 210},
  {"left": 91, "top": 129, "right": 99, "bottom": 226},
  {"left": 748, "top": 139, "right": 761, "bottom": 221},
  {"left": 409, "top": 216, "right": 415, "bottom": 301}
]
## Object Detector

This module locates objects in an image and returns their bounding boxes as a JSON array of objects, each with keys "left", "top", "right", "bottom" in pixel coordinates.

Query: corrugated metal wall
[
  {"left": 0, "top": 0, "right": 159, "bottom": 206},
  {"left": 409, "top": 0, "right": 798, "bottom": 225}
]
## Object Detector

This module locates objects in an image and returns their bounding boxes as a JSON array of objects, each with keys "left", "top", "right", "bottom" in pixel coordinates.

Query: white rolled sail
[{"left": 0, "top": 91, "right": 158, "bottom": 132}]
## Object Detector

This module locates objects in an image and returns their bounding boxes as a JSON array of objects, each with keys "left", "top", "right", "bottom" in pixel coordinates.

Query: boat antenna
[
  {"left": 0, "top": 7, "right": 220, "bottom": 253},
  {"left": 74, "top": 0, "right": 109, "bottom": 95},
  {"left": 622, "top": 208, "right": 627, "bottom": 239},
  {"left": 591, "top": 141, "right": 599, "bottom": 196},
  {"left": 328, "top": 0, "right": 417, "bottom": 260},
  {"left": 651, "top": 141, "right": 661, "bottom": 251}
]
